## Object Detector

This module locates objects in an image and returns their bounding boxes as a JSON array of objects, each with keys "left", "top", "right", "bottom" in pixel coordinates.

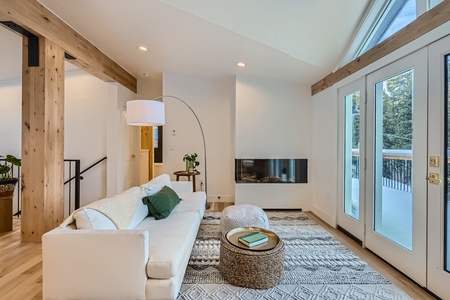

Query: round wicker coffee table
[{"left": 219, "top": 227, "right": 285, "bottom": 289}]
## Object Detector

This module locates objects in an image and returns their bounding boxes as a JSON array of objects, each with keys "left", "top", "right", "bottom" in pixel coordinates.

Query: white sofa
[{"left": 42, "top": 174, "right": 206, "bottom": 300}]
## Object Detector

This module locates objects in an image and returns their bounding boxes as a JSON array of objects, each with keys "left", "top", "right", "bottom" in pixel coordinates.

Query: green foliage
[
  {"left": 183, "top": 153, "right": 200, "bottom": 169},
  {"left": 381, "top": 71, "right": 413, "bottom": 150},
  {"left": 351, "top": 92, "right": 360, "bottom": 149},
  {"left": 0, "top": 155, "right": 21, "bottom": 180}
]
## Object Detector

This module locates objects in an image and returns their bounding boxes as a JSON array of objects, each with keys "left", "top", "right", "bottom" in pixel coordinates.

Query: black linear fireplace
[{"left": 235, "top": 159, "right": 307, "bottom": 183}]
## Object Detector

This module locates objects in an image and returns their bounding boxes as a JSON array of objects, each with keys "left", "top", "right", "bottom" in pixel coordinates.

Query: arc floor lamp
[{"left": 126, "top": 95, "right": 208, "bottom": 198}]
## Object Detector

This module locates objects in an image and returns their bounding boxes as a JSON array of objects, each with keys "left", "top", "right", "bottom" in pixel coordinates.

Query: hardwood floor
[
  {"left": 0, "top": 204, "right": 436, "bottom": 299},
  {"left": 0, "top": 217, "right": 42, "bottom": 300}
]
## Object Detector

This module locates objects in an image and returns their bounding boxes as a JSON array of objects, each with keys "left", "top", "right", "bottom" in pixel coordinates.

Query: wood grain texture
[
  {"left": 140, "top": 126, "right": 155, "bottom": 179},
  {"left": 0, "top": 218, "right": 42, "bottom": 300},
  {"left": 0, "top": 195, "right": 13, "bottom": 233},
  {"left": 21, "top": 37, "right": 64, "bottom": 243},
  {"left": 0, "top": 212, "right": 435, "bottom": 300},
  {"left": 0, "top": 0, "right": 137, "bottom": 93},
  {"left": 311, "top": 0, "right": 450, "bottom": 95}
]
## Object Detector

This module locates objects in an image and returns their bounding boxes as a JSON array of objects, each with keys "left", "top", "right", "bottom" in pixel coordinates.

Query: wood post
[{"left": 21, "top": 36, "right": 65, "bottom": 243}]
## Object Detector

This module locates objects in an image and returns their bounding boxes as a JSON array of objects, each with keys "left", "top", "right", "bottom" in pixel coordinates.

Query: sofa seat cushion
[
  {"left": 135, "top": 211, "right": 200, "bottom": 279},
  {"left": 171, "top": 191, "right": 206, "bottom": 221}
]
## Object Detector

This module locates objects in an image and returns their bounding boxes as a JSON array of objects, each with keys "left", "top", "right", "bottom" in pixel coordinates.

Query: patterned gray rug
[{"left": 178, "top": 211, "right": 411, "bottom": 299}]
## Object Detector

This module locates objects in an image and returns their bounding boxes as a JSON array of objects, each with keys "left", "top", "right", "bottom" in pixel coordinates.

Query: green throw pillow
[{"left": 142, "top": 185, "right": 181, "bottom": 220}]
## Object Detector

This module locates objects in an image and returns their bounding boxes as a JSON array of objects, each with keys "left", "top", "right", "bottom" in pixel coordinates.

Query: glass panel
[
  {"left": 153, "top": 126, "right": 163, "bottom": 163},
  {"left": 235, "top": 159, "right": 307, "bottom": 183},
  {"left": 374, "top": 70, "right": 413, "bottom": 251},
  {"left": 357, "top": 0, "right": 416, "bottom": 58},
  {"left": 379, "top": 0, "right": 416, "bottom": 43},
  {"left": 344, "top": 91, "right": 361, "bottom": 220},
  {"left": 445, "top": 55, "right": 450, "bottom": 271},
  {"left": 430, "top": 0, "right": 443, "bottom": 9}
]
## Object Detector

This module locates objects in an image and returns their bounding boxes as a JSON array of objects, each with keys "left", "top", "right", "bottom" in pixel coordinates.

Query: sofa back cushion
[
  {"left": 73, "top": 209, "right": 117, "bottom": 229},
  {"left": 128, "top": 199, "right": 151, "bottom": 229},
  {"left": 141, "top": 174, "right": 172, "bottom": 197},
  {"left": 142, "top": 186, "right": 180, "bottom": 220},
  {"left": 70, "top": 187, "right": 143, "bottom": 230}
]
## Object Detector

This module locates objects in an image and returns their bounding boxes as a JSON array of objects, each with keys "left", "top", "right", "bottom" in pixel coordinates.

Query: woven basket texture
[{"left": 219, "top": 233, "right": 285, "bottom": 289}]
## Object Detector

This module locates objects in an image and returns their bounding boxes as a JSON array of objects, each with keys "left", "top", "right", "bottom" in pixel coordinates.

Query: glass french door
[
  {"left": 365, "top": 48, "right": 428, "bottom": 285},
  {"left": 338, "top": 78, "right": 366, "bottom": 241},
  {"left": 339, "top": 36, "right": 450, "bottom": 297},
  {"left": 427, "top": 34, "right": 450, "bottom": 298}
]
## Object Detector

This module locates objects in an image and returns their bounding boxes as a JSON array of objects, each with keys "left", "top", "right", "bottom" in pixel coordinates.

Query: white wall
[
  {"left": 311, "top": 87, "right": 338, "bottom": 225},
  {"left": 162, "top": 73, "right": 236, "bottom": 203},
  {"left": 0, "top": 77, "right": 21, "bottom": 157},
  {"left": 311, "top": 20, "right": 450, "bottom": 227},
  {"left": 235, "top": 75, "right": 312, "bottom": 209},
  {"left": 65, "top": 69, "right": 108, "bottom": 208},
  {"left": 0, "top": 77, "right": 22, "bottom": 214},
  {"left": 137, "top": 75, "right": 162, "bottom": 100}
]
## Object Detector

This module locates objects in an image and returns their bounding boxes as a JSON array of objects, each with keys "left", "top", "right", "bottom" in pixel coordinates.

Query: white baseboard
[{"left": 311, "top": 205, "right": 336, "bottom": 228}]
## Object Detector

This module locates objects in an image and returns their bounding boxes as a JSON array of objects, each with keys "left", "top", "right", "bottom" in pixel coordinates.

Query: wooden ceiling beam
[
  {"left": 311, "top": 0, "right": 450, "bottom": 96},
  {"left": 0, "top": 0, "right": 137, "bottom": 93}
]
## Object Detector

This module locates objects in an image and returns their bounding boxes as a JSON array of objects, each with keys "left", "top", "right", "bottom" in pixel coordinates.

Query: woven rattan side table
[{"left": 219, "top": 227, "right": 285, "bottom": 289}]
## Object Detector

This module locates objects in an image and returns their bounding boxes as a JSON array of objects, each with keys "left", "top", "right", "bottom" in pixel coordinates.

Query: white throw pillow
[
  {"left": 140, "top": 174, "right": 172, "bottom": 197},
  {"left": 128, "top": 199, "right": 149, "bottom": 229},
  {"left": 73, "top": 209, "right": 117, "bottom": 229}
]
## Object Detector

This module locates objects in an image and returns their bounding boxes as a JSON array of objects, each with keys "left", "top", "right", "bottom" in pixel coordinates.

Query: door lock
[
  {"left": 426, "top": 173, "right": 441, "bottom": 185},
  {"left": 429, "top": 156, "right": 439, "bottom": 167}
]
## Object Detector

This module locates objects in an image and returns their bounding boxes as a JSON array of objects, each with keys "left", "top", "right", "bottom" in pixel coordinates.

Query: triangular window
[
  {"left": 340, "top": 0, "right": 443, "bottom": 67},
  {"left": 358, "top": 0, "right": 416, "bottom": 57}
]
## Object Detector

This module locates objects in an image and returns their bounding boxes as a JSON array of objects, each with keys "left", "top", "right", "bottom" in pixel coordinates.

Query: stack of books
[{"left": 238, "top": 231, "right": 268, "bottom": 248}]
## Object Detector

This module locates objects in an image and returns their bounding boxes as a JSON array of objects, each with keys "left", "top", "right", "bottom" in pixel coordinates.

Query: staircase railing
[
  {"left": 2, "top": 156, "right": 107, "bottom": 216},
  {"left": 65, "top": 156, "right": 107, "bottom": 213},
  {"left": 64, "top": 159, "right": 81, "bottom": 214}
]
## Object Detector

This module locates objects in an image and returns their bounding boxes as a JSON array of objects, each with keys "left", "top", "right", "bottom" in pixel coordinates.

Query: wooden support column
[{"left": 21, "top": 35, "right": 65, "bottom": 243}]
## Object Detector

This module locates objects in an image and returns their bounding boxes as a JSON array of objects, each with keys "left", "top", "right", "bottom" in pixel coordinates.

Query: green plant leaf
[{"left": 5, "top": 155, "right": 21, "bottom": 166}]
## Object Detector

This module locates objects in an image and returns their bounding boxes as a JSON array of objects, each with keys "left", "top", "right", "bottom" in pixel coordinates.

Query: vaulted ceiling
[{"left": 1, "top": 0, "right": 371, "bottom": 85}]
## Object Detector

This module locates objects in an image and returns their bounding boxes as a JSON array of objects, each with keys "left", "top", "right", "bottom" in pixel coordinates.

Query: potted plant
[
  {"left": 183, "top": 153, "right": 200, "bottom": 172},
  {"left": 0, "top": 154, "right": 21, "bottom": 232}
]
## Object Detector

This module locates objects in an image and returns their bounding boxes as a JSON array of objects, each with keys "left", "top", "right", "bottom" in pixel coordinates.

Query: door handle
[{"left": 426, "top": 173, "right": 441, "bottom": 185}]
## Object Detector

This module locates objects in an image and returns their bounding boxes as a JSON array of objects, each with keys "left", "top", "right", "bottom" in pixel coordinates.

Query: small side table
[
  {"left": 219, "top": 227, "right": 285, "bottom": 289},
  {"left": 173, "top": 170, "right": 201, "bottom": 192}
]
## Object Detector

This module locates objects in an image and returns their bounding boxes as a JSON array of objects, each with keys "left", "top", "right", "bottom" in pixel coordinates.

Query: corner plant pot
[{"left": 0, "top": 178, "right": 18, "bottom": 233}]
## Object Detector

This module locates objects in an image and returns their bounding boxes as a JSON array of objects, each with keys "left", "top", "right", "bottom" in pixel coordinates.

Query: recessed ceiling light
[
  {"left": 138, "top": 46, "right": 148, "bottom": 52},
  {"left": 236, "top": 62, "right": 246, "bottom": 68},
  {"left": 143, "top": 73, "right": 150, "bottom": 77}
]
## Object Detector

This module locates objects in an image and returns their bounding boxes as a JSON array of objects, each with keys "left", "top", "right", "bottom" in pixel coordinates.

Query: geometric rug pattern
[{"left": 178, "top": 211, "right": 412, "bottom": 299}]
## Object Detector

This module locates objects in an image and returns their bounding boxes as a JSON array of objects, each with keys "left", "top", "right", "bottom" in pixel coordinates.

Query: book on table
[{"left": 238, "top": 232, "right": 268, "bottom": 247}]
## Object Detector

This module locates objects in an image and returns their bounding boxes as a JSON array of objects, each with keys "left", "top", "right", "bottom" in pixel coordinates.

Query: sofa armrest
[
  {"left": 43, "top": 229, "right": 149, "bottom": 300},
  {"left": 171, "top": 181, "right": 193, "bottom": 193}
]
